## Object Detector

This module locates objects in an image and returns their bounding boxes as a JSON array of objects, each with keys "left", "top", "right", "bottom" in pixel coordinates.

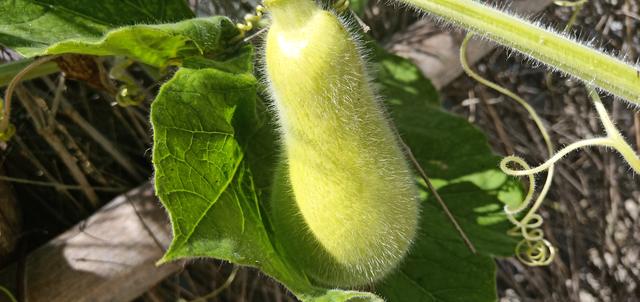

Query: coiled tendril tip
[
  {"left": 461, "top": 33, "right": 557, "bottom": 266},
  {"left": 232, "top": 5, "right": 265, "bottom": 43},
  {"left": 515, "top": 239, "right": 555, "bottom": 266},
  {"left": 332, "top": 0, "right": 351, "bottom": 12}
]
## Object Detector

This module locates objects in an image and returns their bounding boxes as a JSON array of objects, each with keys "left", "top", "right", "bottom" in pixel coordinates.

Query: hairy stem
[
  {"left": 1, "top": 56, "right": 59, "bottom": 136},
  {"left": 588, "top": 87, "right": 640, "bottom": 173},
  {"left": 397, "top": 0, "right": 640, "bottom": 105},
  {"left": 501, "top": 138, "right": 613, "bottom": 176},
  {"left": 0, "top": 58, "right": 59, "bottom": 88}
]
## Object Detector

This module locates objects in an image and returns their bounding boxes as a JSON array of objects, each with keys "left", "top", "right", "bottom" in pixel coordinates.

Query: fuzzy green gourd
[{"left": 265, "top": 0, "right": 419, "bottom": 286}]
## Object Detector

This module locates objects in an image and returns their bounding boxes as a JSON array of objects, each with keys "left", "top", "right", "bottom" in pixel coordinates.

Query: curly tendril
[
  {"left": 233, "top": 0, "right": 349, "bottom": 43},
  {"left": 502, "top": 88, "right": 640, "bottom": 176},
  {"left": 500, "top": 87, "right": 640, "bottom": 266},
  {"left": 461, "top": 34, "right": 557, "bottom": 266},
  {"left": 463, "top": 27, "right": 640, "bottom": 266},
  {"left": 231, "top": 5, "right": 266, "bottom": 42},
  {"left": 459, "top": 0, "right": 639, "bottom": 267},
  {"left": 463, "top": 33, "right": 640, "bottom": 265},
  {"left": 332, "top": 0, "right": 351, "bottom": 12}
]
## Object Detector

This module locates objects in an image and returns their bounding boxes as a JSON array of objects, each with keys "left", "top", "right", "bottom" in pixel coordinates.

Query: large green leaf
[
  {"left": 390, "top": 101, "right": 500, "bottom": 180},
  {"left": 151, "top": 65, "right": 263, "bottom": 263},
  {"left": 151, "top": 43, "right": 383, "bottom": 301},
  {"left": 151, "top": 53, "right": 292, "bottom": 286},
  {"left": 373, "top": 50, "right": 519, "bottom": 300},
  {"left": 380, "top": 230, "right": 496, "bottom": 302},
  {"left": 151, "top": 28, "right": 517, "bottom": 302},
  {"left": 371, "top": 43, "right": 497, "bottom": 180},
  {"left": 373, "top": 104, "right": 519, "bottom": 302},
  {"left": 43, "top": 17, "right": 239, "bottom": 67},
  {"left": 2, "top": 15, "right": 238, "bottom": 68},
  {"left": 377, "top": 181, "right": 517, "bottom": 302},
  {"left": 0, "top": 0, "right": 193, "bottom": 56},
  {"left": 371, "top": 42, "right": 440, "bottom": 108}
]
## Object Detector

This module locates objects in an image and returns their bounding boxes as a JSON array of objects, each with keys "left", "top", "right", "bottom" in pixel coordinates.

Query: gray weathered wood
[
  {"left": 388, "top": 0, "right": 553, "bottom": 89},
  {"left": 0, "top": 183, "right": 181, "bottom": 302}
]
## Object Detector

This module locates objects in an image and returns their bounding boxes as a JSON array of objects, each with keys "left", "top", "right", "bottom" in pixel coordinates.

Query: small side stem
[
  {"left": 0, "top": 59, "right": 59, "bottom": 88},
  {"left": 501, "top": 137, "right": 613, "bottom": 176},
  {"left": 587, "top": 87, "right": 640, "bottom": 173},
  {"left": 397, "top": 135, "right": 477, "bottom": 254},
  {"left": 2, "top": 56, "right": 59, "bottom": 134}
]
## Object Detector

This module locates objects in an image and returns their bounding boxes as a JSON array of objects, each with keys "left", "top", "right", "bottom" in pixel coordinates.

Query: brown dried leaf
[{"left": 54, "top": 55, "right": 117, "bottom": 94}]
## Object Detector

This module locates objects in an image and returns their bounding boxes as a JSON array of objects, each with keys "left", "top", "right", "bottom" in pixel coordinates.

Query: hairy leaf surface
[
  {"left": 0, "top": 0, "right": 193, "bottom": 57},
  {"left": 1, "top": 12, "right": 237, "bottom": 68}
]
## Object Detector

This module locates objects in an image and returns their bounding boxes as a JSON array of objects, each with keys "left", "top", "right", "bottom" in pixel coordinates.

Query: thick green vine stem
[{"left": 397, "top": 0, "right": 640, "bottom": 105}]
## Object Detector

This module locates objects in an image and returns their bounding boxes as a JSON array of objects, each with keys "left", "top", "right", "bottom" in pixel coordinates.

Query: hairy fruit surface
[{"left": 265, "top": 0, "right": 420, "bottom": 287}]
